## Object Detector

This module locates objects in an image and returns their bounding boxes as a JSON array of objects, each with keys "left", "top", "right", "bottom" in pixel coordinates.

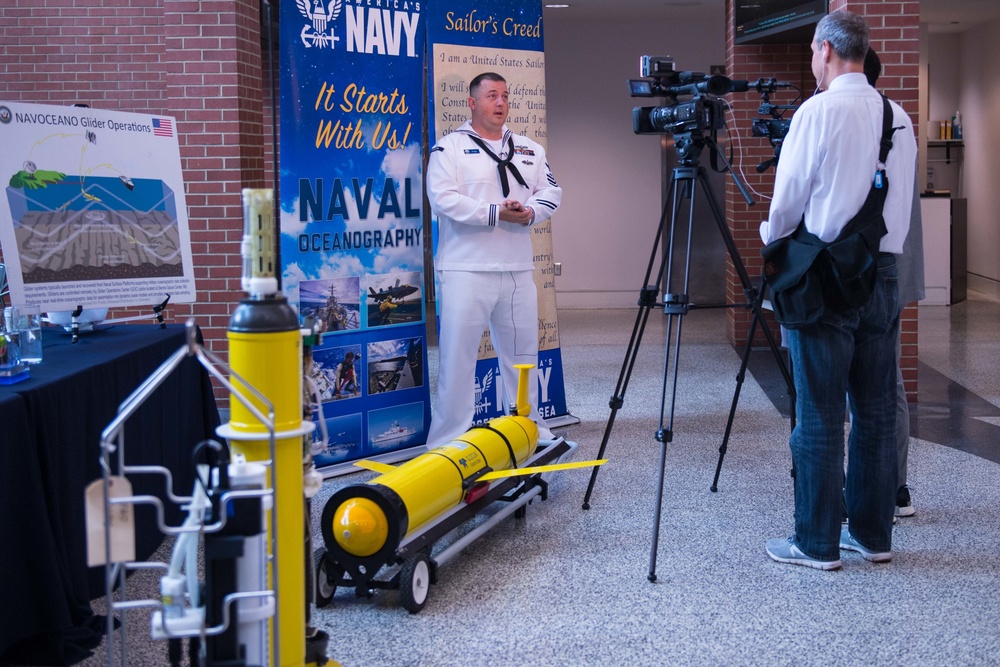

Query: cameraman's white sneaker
[
  {"left": 766, "top": 536, "right": 841, "bottom": 570},
  {"left": 839, "top": 527, "right": 892, "bottom": 562}
]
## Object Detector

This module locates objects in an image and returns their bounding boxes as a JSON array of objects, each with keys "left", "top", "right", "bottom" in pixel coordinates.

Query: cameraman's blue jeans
[{"left": 785, "top": 255, "right": 899, "bottom": 561}]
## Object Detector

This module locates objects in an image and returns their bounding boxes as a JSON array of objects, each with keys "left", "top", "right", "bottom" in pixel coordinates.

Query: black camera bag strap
[{"left": 762, "top": 94, "right": 899, "bottom": 328}]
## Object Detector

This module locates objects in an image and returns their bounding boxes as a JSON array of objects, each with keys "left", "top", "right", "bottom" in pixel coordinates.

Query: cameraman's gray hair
[{"left": 814, "top": 10, "right": 869, "bottom": 63}]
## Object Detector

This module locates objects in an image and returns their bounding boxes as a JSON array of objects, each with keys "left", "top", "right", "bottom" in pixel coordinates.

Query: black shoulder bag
[{"left": 761, "top": 94, "right": 899, "bottom": 328}]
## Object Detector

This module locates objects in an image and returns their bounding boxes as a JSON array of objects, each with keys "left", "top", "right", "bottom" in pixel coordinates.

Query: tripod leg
[
  {"left": 747, "top": 284, "right": 796, "bottom": 431},
  {"left": 648, "top": 435, "right": 669, "bottom": 582},
  {"left": 699, "top": 137, "right": 795, "bottom": 426},
  {"left": 695, "top": 172, "right": 796, "bottom": 488},
  {"left": 699, "top": 173, "right": 794, "bottom": 408},
  {"left": 582, "top": 301, "right": 656, "bottom": 509},
  {"left": 582, "top": 174, "right": 682, "bottom": 510},
  {"left": 646, "top": 167, "right": 699, "bottom": 582},
  {"left": 711, "top": 301, "right": 761, "bottom": 492}
]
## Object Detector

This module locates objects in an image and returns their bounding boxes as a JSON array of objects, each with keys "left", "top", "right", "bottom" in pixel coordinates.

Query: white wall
[
  {"left": 927, "top": 33, "right": 962, "bottom": 126},
  {"left": 925, "top": 33, "right": 963, "bottom": 195},
  {"left": 543, "top": 13, "right": 725, "bottom": 308},
  {"left": 957, "top": 21, "right": 1000, "bottom": 296},
  {"left": 924, "top": 27, "right": 1000, "bottom": 298}
]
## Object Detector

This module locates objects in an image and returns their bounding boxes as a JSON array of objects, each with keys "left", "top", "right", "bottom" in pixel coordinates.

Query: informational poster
[
  {"left": 279, "top": 0, "right": 430, "bottom": 472},
  {"left": 0, "top": 102, "right": 196, "bottom": 312},
  {"left": 427, "top": 0, "right": 573, "bottom": 425}
]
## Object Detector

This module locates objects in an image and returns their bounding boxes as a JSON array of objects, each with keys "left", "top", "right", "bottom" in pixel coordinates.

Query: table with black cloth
[{"left": 0, "top": 323, "right": 221, "bottom": 665}]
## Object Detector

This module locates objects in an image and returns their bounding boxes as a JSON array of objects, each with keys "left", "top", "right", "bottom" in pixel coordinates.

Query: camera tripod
[{"left": 580, "top": 132, "right": 795, "bottom": 582}]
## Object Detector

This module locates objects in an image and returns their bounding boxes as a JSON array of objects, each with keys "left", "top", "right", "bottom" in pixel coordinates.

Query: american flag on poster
[{"left": 152, "top": 117, "right": 173, "bottom": 137}]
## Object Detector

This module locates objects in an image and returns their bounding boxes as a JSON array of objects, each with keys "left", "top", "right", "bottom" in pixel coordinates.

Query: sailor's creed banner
[
  {"left": 427, "top": 0, "right": 571, "bottom": 425},
  {"left": 279, "top": 0, "right": 430, "bottom": 473}
]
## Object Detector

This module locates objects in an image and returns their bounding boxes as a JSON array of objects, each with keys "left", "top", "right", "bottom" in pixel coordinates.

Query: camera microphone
[
  {"left": 693, "top": 75, "right": 734, "bottom": 96},
  {"left": 699, "top": 77, "right": 771, "bottom": 95},
  {"left": 751, "top": 77, "right": 794, "bottom": 93}
]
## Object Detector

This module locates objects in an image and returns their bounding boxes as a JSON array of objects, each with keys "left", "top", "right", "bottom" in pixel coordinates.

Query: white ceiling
[
  {"left": 542, "top": 0, "right": 1000, "bottom": 33},
  {"left": 921, "top": 0, "right": 1000, "bottom": 32}
]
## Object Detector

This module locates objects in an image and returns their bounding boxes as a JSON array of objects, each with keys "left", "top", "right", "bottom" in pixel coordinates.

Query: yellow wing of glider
[
  {"left": 476, "top": 459, "right": 607, "bottom": 482},
  {"left": 353, "top": 460, "right": 398, "bottom": 474}
]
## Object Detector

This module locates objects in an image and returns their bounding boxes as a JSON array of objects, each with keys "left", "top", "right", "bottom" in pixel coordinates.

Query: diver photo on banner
[
  {"left": 427, "top": 0, "right": 573, "bottom": 426},
  {"left": 279, "top": 0, "right": 428, "bottom": 474}
]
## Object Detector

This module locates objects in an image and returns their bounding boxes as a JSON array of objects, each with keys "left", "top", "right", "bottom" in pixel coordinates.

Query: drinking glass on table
[{"left": 4, "top": 304, "right": 42, "bottom": 364}]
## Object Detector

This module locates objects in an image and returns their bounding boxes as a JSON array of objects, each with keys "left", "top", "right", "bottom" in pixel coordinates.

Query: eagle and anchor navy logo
[
  {"left": 296, "top": 0, "right": 422, "bottom": 57},
  {"left": 296, "top": 0, "right": 343, "bottom": 48}
]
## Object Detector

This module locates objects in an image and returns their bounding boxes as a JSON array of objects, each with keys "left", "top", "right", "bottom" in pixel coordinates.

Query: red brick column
[
  {"left": 842, "top": 0, "right": 922, "bottom": 401},
  {"left": 724, "top": 0, "right": 921, "bottom": 400},
  {"left": 0, "top": 1, "right": 167, "bottom": 109},
  {"left": 162, "top": 0, "right": 266, "bottom": 402}
]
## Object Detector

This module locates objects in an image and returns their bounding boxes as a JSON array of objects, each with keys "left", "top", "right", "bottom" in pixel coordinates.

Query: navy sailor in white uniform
[{"left": 425, "top": 71, "right": 562, "bottom": 448}]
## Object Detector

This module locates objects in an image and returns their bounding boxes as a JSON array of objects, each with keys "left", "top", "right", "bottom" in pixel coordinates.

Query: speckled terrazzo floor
[{"left": 81, "top": 294, "right": 1000, "bottom": 667}]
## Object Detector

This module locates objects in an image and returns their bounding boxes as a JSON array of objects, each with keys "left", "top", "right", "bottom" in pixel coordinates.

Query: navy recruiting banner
[
  {"left": 0, "top": 102, "right": 197, "bottom": 313},
  {"left": 279, "top": 0, "right": 429, "bottom": 473},
  {"left": 427, "top": 0, "right": 573, "bottom": 426}
]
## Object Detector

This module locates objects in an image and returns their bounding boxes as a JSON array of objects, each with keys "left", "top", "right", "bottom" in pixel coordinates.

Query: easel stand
[
  {"left": 62, "top": 295, "right": 170, "bottom": 343},
  {"left": 580, "top": 133, "right": 794, "bottom": 582}
]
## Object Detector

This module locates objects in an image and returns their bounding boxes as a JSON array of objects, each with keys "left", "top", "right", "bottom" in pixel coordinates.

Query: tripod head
[
  {"left": 668, "top": 126, "right": 754, "bottom": 207},
  {"left": 672, "top": 131, "right": 706, "bottom": 166}
]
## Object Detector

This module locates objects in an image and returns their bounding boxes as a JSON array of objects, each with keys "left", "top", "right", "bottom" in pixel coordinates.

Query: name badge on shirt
[{"left": 464, "top": 148, "right": 481, "bottom": 154}]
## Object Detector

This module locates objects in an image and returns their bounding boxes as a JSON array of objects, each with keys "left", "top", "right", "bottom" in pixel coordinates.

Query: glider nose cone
[{"left": 333, "top": 497, "right": 389, "bottom": 557}]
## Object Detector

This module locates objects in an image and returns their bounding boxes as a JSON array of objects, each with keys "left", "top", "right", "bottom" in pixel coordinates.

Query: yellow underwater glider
[{"left": 316, "top": 364, "right": 605, "bottom": 612}]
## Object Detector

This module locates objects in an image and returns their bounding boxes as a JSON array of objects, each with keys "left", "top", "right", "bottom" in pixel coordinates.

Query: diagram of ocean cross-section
[
  {"left": 0, "top": 102, "right": 196, "bottom": 311},
  {"left": 8, "top": 174, "right": 184, "bottom": 283}
]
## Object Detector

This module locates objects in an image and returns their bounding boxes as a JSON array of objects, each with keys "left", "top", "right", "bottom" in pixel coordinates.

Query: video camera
[
  {"left": 746, "top": 77, "right": 799, "bottom": 172},
  {"left": 628, "top": 56, "right": 799, "bottom": 170},
  {"left": 629, "top": 56, "right": 734, "bottom": 136}
]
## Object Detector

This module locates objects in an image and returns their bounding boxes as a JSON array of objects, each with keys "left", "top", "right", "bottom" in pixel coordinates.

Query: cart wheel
[
  {"left": 314, "top": 549, "right": 340, "bottom": 608},
  {"left": 399, "top": 554, "right": 431, "bottom": 613}
]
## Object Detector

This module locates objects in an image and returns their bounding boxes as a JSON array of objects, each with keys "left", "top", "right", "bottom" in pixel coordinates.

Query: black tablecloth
[{"left": 0, "top": 324, "right": 221, "bottom": 665}]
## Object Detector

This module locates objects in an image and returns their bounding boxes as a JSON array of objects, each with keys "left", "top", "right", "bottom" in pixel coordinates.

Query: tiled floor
[
  {"left": 78, "top": 290, "right": 1000, "bottom": 667},
  {"left": 913, "top": 293, "right": 1000, "bottom": 464},
  {"left": 740, "top": 291, "right": 1000, "bottom": 465}
]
